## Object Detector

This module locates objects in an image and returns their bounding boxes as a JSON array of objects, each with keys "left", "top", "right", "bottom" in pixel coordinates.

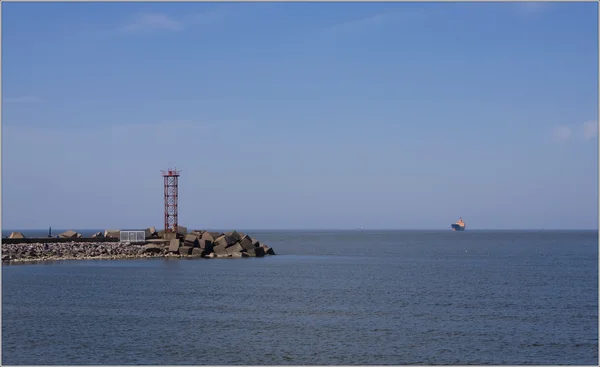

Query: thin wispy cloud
[
  {"left": 121, "top": 13, "right": 184, "bottom": 33},
  {"left": 117, "top": 10, "right": 223, "bottom": 34},
  {"left": 582, "top": 121, "right": 598, "bottom": 141},
  {"left": 551, "top": 121, "right": 598, "bottom": 143},
  {"left": 4, "top": 96, "right": 42, "bottom": 104},
  {"left": 323, "top": 10, "right": 421, "bottom": 34},
  {"left": 551, "top": 125, "right": 572, "bottom": 142}
]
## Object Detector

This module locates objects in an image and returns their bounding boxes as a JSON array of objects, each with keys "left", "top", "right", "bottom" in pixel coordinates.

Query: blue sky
[{"left": 2, "top": 2, "right": 598, "bottom": 230}]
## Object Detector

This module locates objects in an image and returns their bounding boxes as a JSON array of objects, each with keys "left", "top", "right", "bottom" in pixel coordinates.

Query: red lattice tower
[{"left": 161, "top": 168, "right": 181, "bottom": 233}]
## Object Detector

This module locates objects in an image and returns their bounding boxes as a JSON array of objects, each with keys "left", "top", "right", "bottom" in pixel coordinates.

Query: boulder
[
  {"left": 8, "top": 232, "right": 25, "bottom": 239},
  {"left": 91, "top": 232, "right": 104, "bottom": 238},
  {"left": 104, "top": 230, "right": 120, "bottom": 238},
  {"left": 184, "top": 234, "right": 199, "bottom": 247},
  {"left": 59, "top": 230, "right": 81, "bottom": 239},
  {"left": 140, "top": 244, "right": 162, "bottom": 254},
  {"left": 179, "top": 246, "right": 192, "bottom": 256},
  {"left": 213, "top": 243, "right": 228, "bottom": 257},
  {"left": 238, "top": 236, "right": 254, "bottom": 251},
  {"left": 144, "top": 227, "right": 157, "bottom": 239},
  {"left": 168, "top": 239, "right": 180, "bottom": 253},
  {"left": 226, "top": 243, "right": 244, "bottom": 256}
]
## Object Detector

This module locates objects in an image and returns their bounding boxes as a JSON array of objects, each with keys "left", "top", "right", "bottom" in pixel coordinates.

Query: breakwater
[{"left": 2, "top": 227, "right": 276, "bottom": 263}]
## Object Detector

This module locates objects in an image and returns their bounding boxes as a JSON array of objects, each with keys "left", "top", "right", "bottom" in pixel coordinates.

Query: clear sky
[{"left": 2, "top": 1, "right": 598, "bottom": 230}]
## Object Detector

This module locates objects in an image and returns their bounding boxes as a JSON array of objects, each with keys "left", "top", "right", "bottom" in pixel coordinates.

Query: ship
[{"left": 451, "top": 217, "right": 466, "bottom": 231}]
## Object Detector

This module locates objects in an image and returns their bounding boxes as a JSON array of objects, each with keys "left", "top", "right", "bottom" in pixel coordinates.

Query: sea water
[{"left": 2, "top": 230, "right": 597, "bottom": 365}]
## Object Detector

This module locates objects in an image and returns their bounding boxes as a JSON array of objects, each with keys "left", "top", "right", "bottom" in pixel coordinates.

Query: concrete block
[
  {"left": 239, "top": 236, "right": 254, "bottom": 251},
  {"left": 245, "top": 248, "right": 256, "bottom": 257},
  {"left": 184, "top": 234, "right": 199, "bottom": 247},
  {"left": 91, "top": 232, "right": 104, "bottom": 238},
  {"left": 164, "top": 232, "right": 177, "bottom": 241},
  {"left": 213, "top": 244, "right": 228, "bottom": 257},
  {"left": 191, "top": 248, "right": 203, "bottom": 257},
  {"left": 59, "top": 230, "right": 81, "bottom": 239},
  {"left": 214, "top": 235, "right": 237, "bottom": 248},
  {"left": 168, "top": 239, "right": 180, "bottom": 253},
  {"left": 104, "top": 230, "right": 120, "bottom": 238},
  {"left": 8, "top": 232, "right": 24, "bottom": 239},
  {"left": 226, "top": 243, "right": 244, "bottom": 255},
  {"left": 200, "top": 231, "right": 216, "bottom": 242},
  {"left": 251, "top": 238, "right": 261, "bottom": 248},
  {"left": 157, "top": 230, "right": 165, "bottom": 239},
  {"left": 205, "top": 252, "right": 216, "bottom": 258},
  {"left": 266, "top": 247, "right": 276, "bottom": 255},
  {"left": 144, "top": 226, "right": 157, "bottom": 238},
  {"left": 177, "top": 226, "right": 188, "bottom": 236},
  {"left": 231, "top": 252, "right": 243, "bottom": 258},
  {"left": 198, "top": 240, "right": 213, "bottom": 252},
  {"left": 209, "top": 232, "right": 224, "bottom": 238},
  {"left": 226, "top": 231, "right": 242, "bottom": 242},
  {"left": 255, "top": 247, "right": 265, "bottom": 258},
  {"left": 179, "top": 246, "right": 192, "bottom": 256}
]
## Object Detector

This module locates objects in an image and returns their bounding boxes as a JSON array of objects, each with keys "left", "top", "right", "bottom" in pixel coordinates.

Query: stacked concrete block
[
  {"left": 8, "top": 232, "right": 25, "bottom": 239},
  {"left": 59, "top": 230, "right": 83, "bottom": 239}
]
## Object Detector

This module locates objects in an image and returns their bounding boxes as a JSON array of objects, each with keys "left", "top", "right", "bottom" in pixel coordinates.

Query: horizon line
[{"left": 3, "top": 228, "right": 598, "bottom": 232}]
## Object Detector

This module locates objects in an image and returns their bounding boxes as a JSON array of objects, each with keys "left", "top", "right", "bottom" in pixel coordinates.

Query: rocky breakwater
[
  {"left": 1, "top": 241, "right": 167, "bottom": 263},
  {"left": 2, "top": 228, "right": 276, "bottom": 263},
  {"left": 169, "top": 229, "right": 276, "bottom": 259}
]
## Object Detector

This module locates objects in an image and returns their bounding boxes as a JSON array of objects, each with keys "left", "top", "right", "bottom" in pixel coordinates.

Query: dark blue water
[{"left": 2, "top": 230, "right": 598, "bottom": 365}]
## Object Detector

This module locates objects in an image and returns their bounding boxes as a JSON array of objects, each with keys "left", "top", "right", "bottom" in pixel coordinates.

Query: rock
[
  {"left": 226, "top": 243, "right": 244, "bottom": 255},
  {"left": 2, "top": 254, "right": 11, "bottom": 261},
  {"left": 238, "top": 236, "right": 254, "bottom": 251},
  {"left": 184, "top": 234, "right": 199, "bottom": 247},
  {"left": 168, "top": 239, "right": 180, "bottom": 253},
  {"left": 139, "top": 244, "right": 162, "bottom": 254},
  {"left": 230, "top": 252, "right": 243, "bottom": 258},
  {"left": 179, "top": 246, "right": 192, "bottom": 256},
  {"left": 144, "top": 227, "right": 157, "bottom": 239},
  {"left": 8, "top": 232, "right": 25, "bottom": 239},
  {"left": 205, "top": 252, "right": 216, "bottom": 259},
  {"left": 91, "top": 232, "right": 104, "bottom": 238},
  {"left": 58, "top": 230, "right": 81, "bottom": 239},
  {"left": 104, "top": 230, "right": 120, "bottom": 238}
]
